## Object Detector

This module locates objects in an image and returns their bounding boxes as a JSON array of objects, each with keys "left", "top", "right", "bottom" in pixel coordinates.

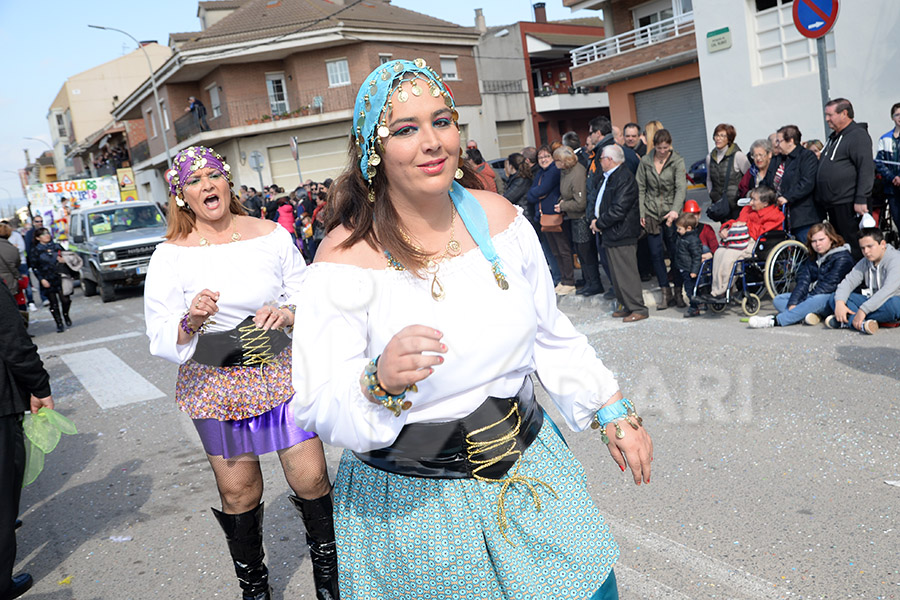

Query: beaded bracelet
[
  {"left": 278, "top": 304, "right": 296, "bottom": 334},
  {"left": 361, "top": 355, "right": 417, "bottom": 417},
  {"left": 590, "top": 398, "right": 642, "bottom": 444},
  {"left": 180, "top": 311, "right": 214, "bottom": 336}
]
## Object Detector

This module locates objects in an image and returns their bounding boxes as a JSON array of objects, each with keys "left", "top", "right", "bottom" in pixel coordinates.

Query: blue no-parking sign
[{"left": 793, "top": 0, "right": 839, "bottom": 39}]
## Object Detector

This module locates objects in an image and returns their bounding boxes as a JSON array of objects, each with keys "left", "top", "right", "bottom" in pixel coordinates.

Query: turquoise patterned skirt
[{"left": 333, "top": 416, "right": 619, "bottom": 599}]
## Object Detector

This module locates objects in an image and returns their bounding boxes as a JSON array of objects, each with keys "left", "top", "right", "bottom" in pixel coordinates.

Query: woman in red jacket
[{"left": 706, "top": 185, "right": 784, "bottom": 299}]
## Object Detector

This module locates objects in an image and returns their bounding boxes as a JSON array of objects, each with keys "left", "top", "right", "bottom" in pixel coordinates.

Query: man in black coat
[
  {"left": 815, "top": 98, "right": 874, "bottom": 260},
  {"left": 767, "top": 124, "right": 822, "bottom": 243},
  {"left": 590, "top": 145, "right": 648, "bottom": 322},
  {"left": 0, "top": 285, "right": 53, "bottom": 600}
]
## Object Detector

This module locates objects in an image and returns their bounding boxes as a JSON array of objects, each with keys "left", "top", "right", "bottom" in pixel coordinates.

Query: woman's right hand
[
  {"left": 40, "top": 279, "right": 49, "bottom": 289},
  {"left": 376, "top": 325, "right": 446, "bottom": 394},
  {"left": 190, "top": 289, "right": 220, "bottom": 327},
  {"left": 640, "top": 217, "right": 646, "bottom": 229}
]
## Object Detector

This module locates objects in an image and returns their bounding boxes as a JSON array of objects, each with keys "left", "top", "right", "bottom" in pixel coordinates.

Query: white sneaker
[
  {"left": 556, "top": 284, "right": 577, "bottom": 296},
  {"left": 862, "top": 320, "right": 879, "bottom": 335},
  {"left": 42, "top": 299, "right": 50, "bottom": 307},
  {"left": 748, "top": 315, "right": 775, "bottom": 328},
  {"left": 27, "top": 303, "right": 37, "bottom": 312},
  {"left": 803, "top": 313, "right": 821, "bottom": 326}
]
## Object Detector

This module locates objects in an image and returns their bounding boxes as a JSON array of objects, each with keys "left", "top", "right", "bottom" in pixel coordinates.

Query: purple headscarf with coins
[{"left": 167, "top": 145, "right": 232, "bottom": 198}]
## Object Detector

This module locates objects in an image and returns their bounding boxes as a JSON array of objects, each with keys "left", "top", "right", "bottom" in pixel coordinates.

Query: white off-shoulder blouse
[
  {"left": 289, "top": 208, "right": 619, "bottom": 453},
  {"left": 144, "top": 225, "right": 306, "bottom": 365}
]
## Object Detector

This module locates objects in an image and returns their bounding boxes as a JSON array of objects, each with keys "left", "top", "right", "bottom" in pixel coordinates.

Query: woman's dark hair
[
  {"left": 277, "top": 196, "right": 290, "bottom": 206},
  {"left": 466, "top": 148, "right": 485, "bottom": 165},
  {"left": 653, "top": 128, "right": 672, "bottom": 147},
  {"left": 324, "top": 133, "right": 483, "bottom": 278},
  {"left": 0, "top": 223, "right": 11, "bottom": 239},
  {"left": 749, "top": 185, "right": 776, "bottom": 206},
  {"left": 507, "top": 153, "right": 532, "bottom": 179},
  {"left": 713, "top": 123, "right": 736, "bottom": 145},
  {"left": 537, "top": 145, "right": 553, "bottom": 162},
  {"left": 805, "top": 222, "right": 844, "bottom": 255},
  {"left": 33, "top": 227, "right": 49, "bottom": 239},
  {"left": 778, "top": 125, "right": 802, "bottom": 146}
]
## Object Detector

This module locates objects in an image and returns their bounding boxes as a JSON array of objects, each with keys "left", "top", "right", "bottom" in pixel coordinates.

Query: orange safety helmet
[{"left": 683, "top": 199, "right": 701, "bottom": 214}]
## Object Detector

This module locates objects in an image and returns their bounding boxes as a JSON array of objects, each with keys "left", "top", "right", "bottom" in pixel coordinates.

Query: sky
[{"left": 0, "top": 0, "right": 596, "bottom": 218}]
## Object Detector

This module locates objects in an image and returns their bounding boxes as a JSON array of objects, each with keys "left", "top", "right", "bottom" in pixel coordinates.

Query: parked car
[
  {"left": 687, "top": 158, "right": 707, "bottom": 186},
  {"left": 67, "top": 202, "right": 167, "bottom": 302},
  {"left": 488, "top": 158, "right": 508, "bottom": 185}
]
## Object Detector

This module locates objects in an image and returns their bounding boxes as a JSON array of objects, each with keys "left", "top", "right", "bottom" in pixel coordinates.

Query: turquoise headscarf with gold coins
[
  {"left": 351, "top": 57, "right": 509, "bottom": 293},
  {"left": 353, "top": 58, "right": 457, "bottom": 186}
]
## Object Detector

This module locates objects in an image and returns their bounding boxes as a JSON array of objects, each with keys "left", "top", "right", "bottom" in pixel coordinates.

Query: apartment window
[
  {"left": 266, "top": 73, "right": 290, "bottom": 115},
  {"left": 146, "top": 108, "right": 157, "bottom": 138},
  {"left": 206, "top": 83, "right": 221, "bottom": 118},
  {"left": 440, "top": 56, "right": 458, "bottom": 80},
  {"left": 379, "top": 54, "right": 392, "bottom": 65},
  {"left": 160, "top": 99, "right": 170, "bottom": 130},
  {"left": 753, "top": 0, "right": 833, "bottom": 84},
  {"left": 755, "top": 0, "right": 792, "bottom": 10},
  {"left": 55, "top": 114, "right": 67, "bottom": 138},
  {"left": 326, "top": 59, "right": 351, "bottom": 87}
]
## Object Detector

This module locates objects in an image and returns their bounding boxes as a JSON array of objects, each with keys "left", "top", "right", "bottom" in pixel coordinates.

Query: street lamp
[
  {"left": 88, "top": 24, "right": 172, "bottom": 168},
  {"left": 23, "top": 137, "right": 53, "bottom": 151}
]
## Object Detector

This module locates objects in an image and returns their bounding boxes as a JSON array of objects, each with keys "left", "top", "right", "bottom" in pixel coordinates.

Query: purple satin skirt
[{"left": 192, "top": 396, "right": 316, "bottom": 459}]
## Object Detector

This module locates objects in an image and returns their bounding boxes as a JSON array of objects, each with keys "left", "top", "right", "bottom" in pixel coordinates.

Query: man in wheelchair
[{"left": 825, "top": 227, "right": 900, "bottom": 334}]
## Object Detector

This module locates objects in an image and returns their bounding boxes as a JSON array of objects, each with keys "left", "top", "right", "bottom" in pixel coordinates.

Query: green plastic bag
[{"left": 23, "top": 408, "right": 77, "bottom": 487}]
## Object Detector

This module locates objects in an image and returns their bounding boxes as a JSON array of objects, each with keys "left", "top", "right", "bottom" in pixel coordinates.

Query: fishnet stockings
[{"left": 205, "top": 437, "right": 331, "bottom": 513}]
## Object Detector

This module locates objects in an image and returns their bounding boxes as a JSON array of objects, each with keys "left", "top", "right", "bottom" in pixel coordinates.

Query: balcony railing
[
  {"left": 482, "top": 79, "right": 525, "bottom": 94},
  {"left": 131, "top": 140, "right": 150, "bottom": 164},
  {"left": 174, "top": 86, "right": 357, "bottom": 143},
  {"left": 571, "top": 11, "right": 695, "bottom": 67}
]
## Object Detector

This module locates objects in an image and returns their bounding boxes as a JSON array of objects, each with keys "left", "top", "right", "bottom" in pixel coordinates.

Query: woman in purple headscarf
[{"left": 143, "top": 146, "right": 339, "bottom": 600}]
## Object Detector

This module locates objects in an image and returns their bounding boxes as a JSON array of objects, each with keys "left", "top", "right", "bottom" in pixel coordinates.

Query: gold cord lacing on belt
[
  {"left": 465, "top": 402, "right": 557, "bottom": 546},
  {"left": 237, "top": 323, "right": 278, "bottom": 397}
]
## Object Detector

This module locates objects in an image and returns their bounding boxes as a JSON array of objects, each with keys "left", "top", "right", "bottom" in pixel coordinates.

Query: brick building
[
  {"left": 566, "top": 0, "right": 708, "bottom": 165},
  {"left": 112, "top": 0, "right": 481, "bottom": 202}
]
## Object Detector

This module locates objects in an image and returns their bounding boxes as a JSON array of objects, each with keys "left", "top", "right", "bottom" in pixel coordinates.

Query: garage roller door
[
  {"left": 496, "top": 120, "right": 525, "bottom": 159},
  {"left": 634, "top": 79, "right": 708, "bottom": 167}
]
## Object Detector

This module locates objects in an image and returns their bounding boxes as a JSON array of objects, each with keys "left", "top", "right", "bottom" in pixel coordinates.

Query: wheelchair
[{"left": 693, "top": 229, "right": 808, "bottom": 316}]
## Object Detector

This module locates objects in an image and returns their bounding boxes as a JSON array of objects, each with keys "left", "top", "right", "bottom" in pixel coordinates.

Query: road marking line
[
  {"left": 61, "top": 347, "right": 165, "bottom": 409},
  {"left": 39, "top": 331, "right": 144, "bottom": 354},
  {"left": 610, "top": 519, "right": 787, "bottom": 599}
]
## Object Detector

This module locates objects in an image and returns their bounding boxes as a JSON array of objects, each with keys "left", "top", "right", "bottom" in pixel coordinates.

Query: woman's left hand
[
  {"left": 254, "top": 304, "right": 291, "bottom": 331},
  {"left": 664, "top": 210, "right": 679, "bottom": 226},
  {"left": 554, "top": 202, "right": 561, "bottom": 213},
  {"left": 600, "top": 402, "right": 653, "bottom": 485}
]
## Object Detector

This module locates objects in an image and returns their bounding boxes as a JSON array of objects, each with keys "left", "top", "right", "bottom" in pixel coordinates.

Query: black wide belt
[
  {"left": 191, "top": 315, "right": 290, "bottom": 367},
  {"left": 354, "top": 377, "right": 542, "bottom": 479}
]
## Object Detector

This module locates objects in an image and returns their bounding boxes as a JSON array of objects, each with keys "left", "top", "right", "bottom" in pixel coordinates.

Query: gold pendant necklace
[
  {"left": 198, "top": 216, "right": 242, "bottom": 246},
  {"left": 400, "top": 202, "right": 460, "bottom": 301}
]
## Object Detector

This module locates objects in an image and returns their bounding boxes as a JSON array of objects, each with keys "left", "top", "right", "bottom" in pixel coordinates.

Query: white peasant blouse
[
  {"left": 144, "top": 225, "right": 306, "bottom": 365},
  {"left": 289, "top": 208, "right": 620, "bottom": 453}
]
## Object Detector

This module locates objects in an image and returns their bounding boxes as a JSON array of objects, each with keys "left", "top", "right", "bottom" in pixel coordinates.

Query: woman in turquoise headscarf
[{"left": 289, "top": 58, "right": 653, "bottom": 600}]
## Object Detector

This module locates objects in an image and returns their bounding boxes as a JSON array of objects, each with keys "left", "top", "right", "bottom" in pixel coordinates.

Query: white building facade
[{"left": 693, "top": 0, "right": 900, "bottom": 151}]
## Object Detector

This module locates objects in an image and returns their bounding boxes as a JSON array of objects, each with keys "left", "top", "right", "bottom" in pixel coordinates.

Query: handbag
[
  {"left": 540, "top": 212, "right": 563, "bottom": 232},
  {"left": 706, "top": 152, "right": 737, "bottom": 223}
]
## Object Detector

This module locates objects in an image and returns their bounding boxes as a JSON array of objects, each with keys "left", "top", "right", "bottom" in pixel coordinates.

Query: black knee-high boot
[
  {"left": 212, "top": 503, "right": 272, "bottom": 600},
  {"left": 289, "top": 494, "right": 340, "bottom": 600}
]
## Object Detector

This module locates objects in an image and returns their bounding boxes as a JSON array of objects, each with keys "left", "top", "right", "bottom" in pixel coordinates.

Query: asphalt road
[{"left": 12, "top": 277, "right": 900, "bottom": 600}]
